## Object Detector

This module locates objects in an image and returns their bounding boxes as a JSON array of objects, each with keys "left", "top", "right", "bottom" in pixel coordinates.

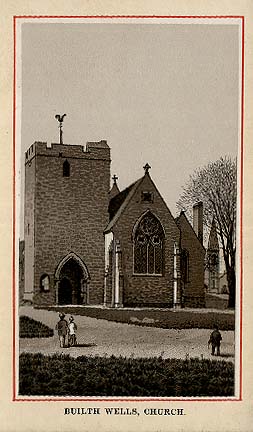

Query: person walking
[
  {"left": 208, "top": 324, "right": 222, "bottom": 356},
  {"left": 68, "top": 316, "right": 77, "bottom": 347},
  {"left": 55, "top": 313, "right": 68, "bottom": 348}
]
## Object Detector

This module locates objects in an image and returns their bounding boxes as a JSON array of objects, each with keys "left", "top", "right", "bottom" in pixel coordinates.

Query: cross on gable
[
  {"left": 143, "top": 163, "right": 151, "bottom": 174},
  {"left": 112, "top": 174, "right": 118, "bottom": 184}
]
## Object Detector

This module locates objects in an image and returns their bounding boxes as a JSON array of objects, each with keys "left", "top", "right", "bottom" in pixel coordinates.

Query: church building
[{"left": 22, "top": 140, "right": 205, "bottom": 308}]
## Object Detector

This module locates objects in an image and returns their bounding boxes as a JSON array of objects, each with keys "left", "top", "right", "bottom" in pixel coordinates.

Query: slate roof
[
  {"left": 105, "top": 172, "right": 184, "bottom": 235},
  {"left": 175, "top": 211, "right": 205, "bottom": 251},
  {"left": 105, "top": 177, "right": 144, "bottom": 233},
  {"left": 108, "top": 182, "right": 120, "bottom": 201}
]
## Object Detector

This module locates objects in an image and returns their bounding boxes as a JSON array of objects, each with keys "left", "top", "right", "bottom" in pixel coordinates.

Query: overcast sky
[{"left": 19, "top": 21, "right": 240, "bottom": 237}]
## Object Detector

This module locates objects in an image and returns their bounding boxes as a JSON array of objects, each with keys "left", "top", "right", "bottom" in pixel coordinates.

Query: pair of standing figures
[{"left": 55, "top": 313, "right": 77, "bottom": 348}]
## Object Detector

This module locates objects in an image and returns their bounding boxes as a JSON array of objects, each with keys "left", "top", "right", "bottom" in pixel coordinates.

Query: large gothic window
[{"left": 133, "top": 212, "right": 164, "bottom": 275}]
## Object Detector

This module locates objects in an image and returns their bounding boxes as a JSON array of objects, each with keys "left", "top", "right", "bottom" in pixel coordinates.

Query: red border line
[
  {"left": 14, "top": 398, "right": 240, "bottom": 402},
  {"left": 239, "top": 16, "right": 245, "bottom": 402},
  {"left": 14, "top": 15, "right": 244, "bottom": 19},
  {"left": 13, "top": 15, "right": 244, "bottom": 403},
  {"left": 13, "top": 15, "right": 17, "bottom": 402}
]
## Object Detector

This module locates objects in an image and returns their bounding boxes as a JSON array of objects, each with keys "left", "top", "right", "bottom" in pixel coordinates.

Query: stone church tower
[
  {"left": 206, "top": 218, "right": 220, "bottom": 292},
  {"left": 23, "top": 140, "right": 110, "bottom": 306}
]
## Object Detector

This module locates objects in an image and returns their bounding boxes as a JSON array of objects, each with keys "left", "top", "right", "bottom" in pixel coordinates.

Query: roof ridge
[{"left": 105, "top": 176, "right": 144, "bottom": 233}]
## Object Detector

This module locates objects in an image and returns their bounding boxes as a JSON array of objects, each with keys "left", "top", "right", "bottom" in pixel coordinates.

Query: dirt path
[{"left": 19, "top": 306, "right": 235, "bottom": 361}]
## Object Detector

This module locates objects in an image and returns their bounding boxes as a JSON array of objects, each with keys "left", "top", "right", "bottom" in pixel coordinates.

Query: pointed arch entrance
[{"left": 55, "top": 253, "right": 90, "bottom": 305}]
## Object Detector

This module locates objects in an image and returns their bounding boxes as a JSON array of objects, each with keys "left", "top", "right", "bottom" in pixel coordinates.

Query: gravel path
[{"left": 19, "top": 306, "right": 235, "bottom": 361}]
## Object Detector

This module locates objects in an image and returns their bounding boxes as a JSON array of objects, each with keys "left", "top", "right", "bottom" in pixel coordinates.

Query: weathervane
[{"left": 55, "top": 114, "right": 66, "bottom": 144}]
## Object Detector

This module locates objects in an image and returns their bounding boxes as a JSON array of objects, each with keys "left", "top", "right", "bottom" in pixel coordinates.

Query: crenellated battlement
[{"left": 25, "top": 140, "right": 110, "bottom": 164}]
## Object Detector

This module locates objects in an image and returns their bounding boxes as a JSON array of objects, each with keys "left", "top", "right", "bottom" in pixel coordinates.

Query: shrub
[
  {"left": 19, "top": 353, "right": 234, "bottom": 397},
  {"left": 19, "top": 316, "right": 54, "bottom": 338}
]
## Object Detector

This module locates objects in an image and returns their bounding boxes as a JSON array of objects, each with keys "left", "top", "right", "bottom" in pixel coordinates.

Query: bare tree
[{"left": 177, "top": 156, "right": 237, "bottom": 308}]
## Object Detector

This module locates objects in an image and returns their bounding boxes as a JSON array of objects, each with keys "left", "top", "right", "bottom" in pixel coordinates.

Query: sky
[{"left": 19, "top": 20, "right": 240, "bottom": 238}]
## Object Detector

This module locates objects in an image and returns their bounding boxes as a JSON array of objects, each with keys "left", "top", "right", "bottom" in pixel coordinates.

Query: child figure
[
  {"left": 208, "top": 325, "right": 222, "bottom": 356},
  {"left": 68, "top": 316, "right": 77, "bottom": 347}
]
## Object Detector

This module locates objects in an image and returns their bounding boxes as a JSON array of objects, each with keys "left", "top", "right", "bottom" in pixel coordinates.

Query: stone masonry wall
[
  {"left": 24, "top": 155, "right": 35, "bottom": 300},
  {"left": 177, "top": 213, "right": 205, "bottom": 307},
  {"left": 24, "top": 141, "right": 110, "bottom": 306}
]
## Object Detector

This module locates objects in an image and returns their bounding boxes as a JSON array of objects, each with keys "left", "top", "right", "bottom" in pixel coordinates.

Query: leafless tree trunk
[{"left": 177, "top": 156, "right": 237, "bottom": 308}]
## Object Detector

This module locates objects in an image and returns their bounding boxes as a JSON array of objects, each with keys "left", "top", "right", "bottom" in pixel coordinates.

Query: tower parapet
[{"left": 25, "top": 140, "right": 110, "bottom": 164}]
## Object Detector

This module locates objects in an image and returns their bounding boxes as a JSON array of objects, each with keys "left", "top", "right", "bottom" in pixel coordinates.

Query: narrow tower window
[{"left": 63, "top": 160, "right": 70, "bottom": 177}]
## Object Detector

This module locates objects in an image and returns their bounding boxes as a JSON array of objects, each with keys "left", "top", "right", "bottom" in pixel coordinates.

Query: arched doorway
[{"left": 55, "top": 253, "right": 89, "bottom": 305}]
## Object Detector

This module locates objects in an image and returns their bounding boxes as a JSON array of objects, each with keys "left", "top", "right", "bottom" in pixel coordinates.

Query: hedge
[
  {"left": 45, "top": 306, "right": 235, "bottom": 330},
  {"left": 20, "top": 316, "right": 54, "bottom": 338},
  {"left": 19, "top": 353, "right": 234, "bottom": 397}
]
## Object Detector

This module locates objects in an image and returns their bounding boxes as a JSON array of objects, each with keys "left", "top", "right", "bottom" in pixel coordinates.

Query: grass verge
[
  {"left": 45, "top": 306, "right": 235, "bottom": 330},
  {"left": 20, "top": 316, "right": 54, "bottom": 338}
]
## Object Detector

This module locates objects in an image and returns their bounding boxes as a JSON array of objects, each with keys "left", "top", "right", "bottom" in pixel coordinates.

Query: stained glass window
[{"left": 133, "top": 212, "right": 164, "bottom": 275}]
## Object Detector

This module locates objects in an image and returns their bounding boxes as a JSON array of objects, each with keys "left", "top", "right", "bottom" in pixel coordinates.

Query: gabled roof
[
  {"left": 175, "top": 211, "right": 205, "bottom": 251},
  {"left": 108, "top": 180, "right": 138, "bottom": 221},
  {"left": 105, "top": 177, "right": 144, "bottom": 233},
  {"left": 105, "top": 172, "right": 180, "bottom": 234},
  {"left": 108, "top": 182, "right": 120, "bottom": 201}
]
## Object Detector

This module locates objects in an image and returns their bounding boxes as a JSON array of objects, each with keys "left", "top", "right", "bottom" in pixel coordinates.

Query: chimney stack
[{"left": 193, "top": 202, "right": 203, "bottom": 244}]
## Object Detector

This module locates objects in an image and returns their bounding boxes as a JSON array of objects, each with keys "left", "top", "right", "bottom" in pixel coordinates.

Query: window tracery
[{"left": 134, "top": 212, "right": 164, "bottom": 275}]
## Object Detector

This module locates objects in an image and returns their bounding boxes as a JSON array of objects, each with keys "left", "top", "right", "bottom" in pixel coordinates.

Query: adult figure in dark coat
[
  {"left": 55, "top": 313, "right": 68, "bottom": 348},
  {"left": 208, "top": 325, "right": 222, "bottom": 356}
]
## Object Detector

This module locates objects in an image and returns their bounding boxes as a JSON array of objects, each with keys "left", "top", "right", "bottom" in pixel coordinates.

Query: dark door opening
[
  {"left": 58, "top": 277, "right": 72, "bottom": 305},
  {"left": 57, "top": 258, "right": 87, "bottom": 305}
]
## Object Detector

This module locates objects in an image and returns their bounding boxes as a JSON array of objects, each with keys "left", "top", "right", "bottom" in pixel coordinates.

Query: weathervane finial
[{"left": 55, "top": 114, "right": 67, "bottom": 144}]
